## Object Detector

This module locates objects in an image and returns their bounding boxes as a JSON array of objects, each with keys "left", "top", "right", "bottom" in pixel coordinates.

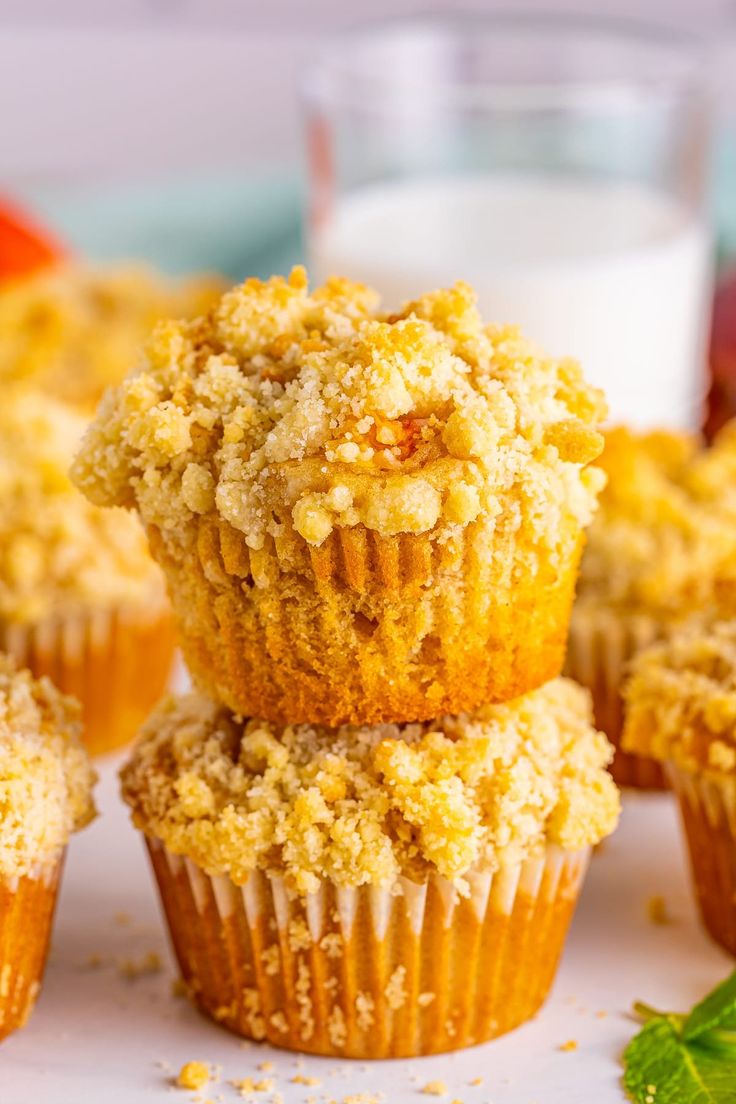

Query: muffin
[
  {"left": 623, "top": 622, "right": 736, "bottom": 955},
  {"left": 0, "top": 262, "right": 222, "bottom": 412},
  {"left": 0, "top": 657, "right": 95, "bottom": 1040},
  {"left": 567, "top": 423, "right": 736, "bottom": 789},
  {"left": 0, "top": 390, "right": 176, "bottom": 756},
  {"left": 73, "top": 268, "right": 606, "bottom": 726},
  {"left": 121, "top": 678, "right": 619, "bottom": 1057}
]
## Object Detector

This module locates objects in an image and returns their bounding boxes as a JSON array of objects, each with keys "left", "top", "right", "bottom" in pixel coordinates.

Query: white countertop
[{"left": 3, "top": 757, "right": 731, "bottom": 1104}]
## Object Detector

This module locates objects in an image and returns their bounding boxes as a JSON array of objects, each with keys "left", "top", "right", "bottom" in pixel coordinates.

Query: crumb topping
[
  {"left": 73, "top": 268, "right": 606, "bottom": 551},
  {"left": 578, "top": 424, "right": 736, "bottom": 621},
  {"left": 623, "top": 621, "right": 736, "bottom": 776},
  {"left": 0, "top": 657, "right": 95, "bottom": 878},
  {"left": 0, "top": 263, "right": 222, "bottom": 411},
  {"left": 121, "top": 679, "right": 619, "bottom": 895},
  {"left": 0, "top": 390, "right": 164, "bottom": 622}
]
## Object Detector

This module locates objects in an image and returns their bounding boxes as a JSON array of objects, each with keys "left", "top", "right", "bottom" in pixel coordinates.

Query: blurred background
[
  {"left": 1, "top": 0, "right": 736, "bottom": 278},
  {"left": 2, "top": 0, "right": 736, "bottom": 431}
]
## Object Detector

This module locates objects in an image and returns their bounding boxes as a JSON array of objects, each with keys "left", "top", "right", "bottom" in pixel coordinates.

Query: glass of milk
[{"left": 302, "top": 14, "right": 713, "bottom": 429}]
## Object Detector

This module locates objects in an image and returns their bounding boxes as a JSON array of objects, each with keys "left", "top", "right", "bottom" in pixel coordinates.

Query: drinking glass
[{"left": 302, "top": 13, "right": 713, "bottom": 429}]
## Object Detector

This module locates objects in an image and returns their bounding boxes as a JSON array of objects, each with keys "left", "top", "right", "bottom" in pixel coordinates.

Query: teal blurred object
[
  {"left": 24, "top": 169, "right": 305, "bottom": 280},
  {"left": 17, "top": 134, "right": 736, "bottom": 281}
]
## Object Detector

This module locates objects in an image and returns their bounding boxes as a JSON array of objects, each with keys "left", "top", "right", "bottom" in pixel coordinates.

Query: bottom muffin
[
  {"left": 0, "top": 657, "right": 95, "bottom": 1040},
  {"left": 121, "top": 679, "right": 620, "bottom": 1058},
  {"left": 623, "top": 621, "right": 736, "bottom": 955}
]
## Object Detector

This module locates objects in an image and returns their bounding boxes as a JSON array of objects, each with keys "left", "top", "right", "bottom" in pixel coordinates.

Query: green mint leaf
[
  {"left": 624, "top": 1017, "right": 736, "bottom": 1103},
  {"left": 684, "top": 972, "right": 736, "bottom": 1042}
]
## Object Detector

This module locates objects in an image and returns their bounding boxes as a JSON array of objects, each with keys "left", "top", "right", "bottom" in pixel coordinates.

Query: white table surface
[{"left": 3, "top": 755, "right": 732, "bottom": 1104}]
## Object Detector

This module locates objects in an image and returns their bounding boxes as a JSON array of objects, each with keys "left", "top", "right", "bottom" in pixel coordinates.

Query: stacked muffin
[
  {"left": 568, "top": 423, "right": 736, "bottom": 788},
  {"left": 73, "top": 269, "right": 620, "bottom": 1057},
  {"left": 0, "top": 263, "right": 221, "bottom": 754}
]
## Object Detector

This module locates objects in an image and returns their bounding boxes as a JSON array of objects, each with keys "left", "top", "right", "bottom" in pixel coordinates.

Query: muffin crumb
[{"left": 176, "top": 1062, "right": 210, "bottom": 1091}]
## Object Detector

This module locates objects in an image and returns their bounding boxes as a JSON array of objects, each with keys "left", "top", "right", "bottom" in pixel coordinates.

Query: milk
[{"left": 310, "top": 175, "right": 712, "bottom": 429}]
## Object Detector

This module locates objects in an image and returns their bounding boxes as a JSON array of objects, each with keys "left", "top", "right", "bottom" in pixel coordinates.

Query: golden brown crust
[{"left": 149, "top": 514, "right": 583, "bottom": 725}]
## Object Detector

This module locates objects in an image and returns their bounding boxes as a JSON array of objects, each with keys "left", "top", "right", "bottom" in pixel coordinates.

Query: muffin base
[
  {"left": 667, "top": 765, "right": 736, "bottom": 956},
  {"left": 150, "top": 517, "right": 583, "bottom": 726},
  {"left": 0, "top": 861, "right": 62, "bottom": 1041},
  {"left": 0, "top": 599, "right": 176, "bottom": 756},
  {"left": 146, "top": 838, "right": 589, "bottom": 1058},
  {"left": 566, "top": 607, "right": 666, "bottom": 790}
]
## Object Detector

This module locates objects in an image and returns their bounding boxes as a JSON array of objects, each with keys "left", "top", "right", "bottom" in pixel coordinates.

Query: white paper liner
[{"left": 146, "top": 838, "right": 590, "bottom": 1058}]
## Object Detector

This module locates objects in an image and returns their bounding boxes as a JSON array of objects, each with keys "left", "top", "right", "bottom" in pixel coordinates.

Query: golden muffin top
[
  {"left": 72, "top": 268, "right": 606, "bottom": 554},
  {"left": 0, "top": 657, "right": 95, "bottom": 878},
  {"left": 623, "top": 621, "right": 736, "bottom": 777},
  {"left": 121, "top": 678, "right": 619, "bottom": 895},
  {"left": 577, "top": 423, "right": 736, "bottom": 622},
  {"left": 0, "top": 390, "right": 164, "bottom": 624},
  {"left": 0, "top": 263, "right": 222, "bottom": 412}
]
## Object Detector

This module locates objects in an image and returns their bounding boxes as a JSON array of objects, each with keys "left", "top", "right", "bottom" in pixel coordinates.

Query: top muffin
[
  {"left": 72, "top": 268, "right": 606, "bottom": 555},
  {"left": 577, "top": 423, "right": 736, "bottom": 623},
  {"left": 0, "top": 263, "right": 222, "bottom": 412},
  {"left": 0, "top": 657, "right": 95, "bottom": 879}
]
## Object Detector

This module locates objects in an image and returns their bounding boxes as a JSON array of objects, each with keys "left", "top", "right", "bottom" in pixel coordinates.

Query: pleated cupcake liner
[
  {"left": 565, "top": 606, "right": 666, "bottom": 789},
  {"left": 0, "top": 595, "right": 176, "bottom": 756},
  {"left": 146, "top": 837, "right": 590, "bottom": 1058},
  {"left": 149, "top": 515, "right": 583, "bottom": 726},
  {"left": 0, "top": 859, "right": 63, "bottom": 1041},
  {"left": 667, "top": 764, "right": 736, "bottom": 956}
]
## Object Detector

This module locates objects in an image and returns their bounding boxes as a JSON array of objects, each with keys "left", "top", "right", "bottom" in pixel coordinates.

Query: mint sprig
[{"left": 624, "top": 972, "right": 736, "bottom": 1103}]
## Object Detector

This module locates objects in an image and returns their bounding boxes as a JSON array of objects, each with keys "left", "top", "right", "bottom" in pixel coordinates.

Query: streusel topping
[
  {"left": 623, "top": 621, "right": 736, "bottom": 776},
  {"left": 0, "top": 657, "right": 95, "bottom": 877},
  {"left": 0, "top": 390, "right": 164, "bottom": 623},
  {"left": 577, "top": 424, "right": 736, "bottom": 620},
  {"left": 0, "top": 263, "right": 221, "bottom": 410},
  {"left": 73, "top": 269, "right": 606, "bottom": 551},
  {"left": 121, "top": 678, "right": 619, "bottom": 895}
]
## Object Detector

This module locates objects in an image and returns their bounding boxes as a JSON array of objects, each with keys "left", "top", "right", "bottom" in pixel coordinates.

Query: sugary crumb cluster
[
  {"left": 0, "top": 263, "right": 222, "bottom": 411},
  {"left": 623, "top": 621, "right": 736, "bottom": 776},
  {"left": 73, "top": 268, "right": 606, "bottom": 551},
  {"left": 578, "top": 424, "right": 736, "bottom": 620},
  {"left": 121, "top": 678, "right": 619, "bottom": 895},
  {"left": 0, "top": 390, "right": 165, "bottom": 623},
  {"left": 0, "top": 656, "right": 95, "bottom": 878}
]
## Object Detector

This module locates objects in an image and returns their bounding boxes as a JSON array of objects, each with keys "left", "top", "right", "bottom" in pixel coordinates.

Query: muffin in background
[
  {"left": 0, "top": 262, "right": 222, "bottom": 412},
  {"left": 567, "top": 423, "right": 736, "bottom": 789},
  {"left": 121, "top": 678, "right": 619, "bottom": 1058},
  {"left": 0, "top": 391, "right": 176, "bottom": 755},
  {"left": 73, "top": 268, "right": 606, "bottom": 726},
  {"left": 0, "top": 657, "right": 95, "bottom": 1040},
  {"left": 624, "top": 622, "right": 736, "bottom": 955}
]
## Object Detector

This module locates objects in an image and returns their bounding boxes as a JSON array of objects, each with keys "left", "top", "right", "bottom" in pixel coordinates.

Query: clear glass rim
[{"left": 302, "top": 11, "right": 710, "bottom": 113}]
